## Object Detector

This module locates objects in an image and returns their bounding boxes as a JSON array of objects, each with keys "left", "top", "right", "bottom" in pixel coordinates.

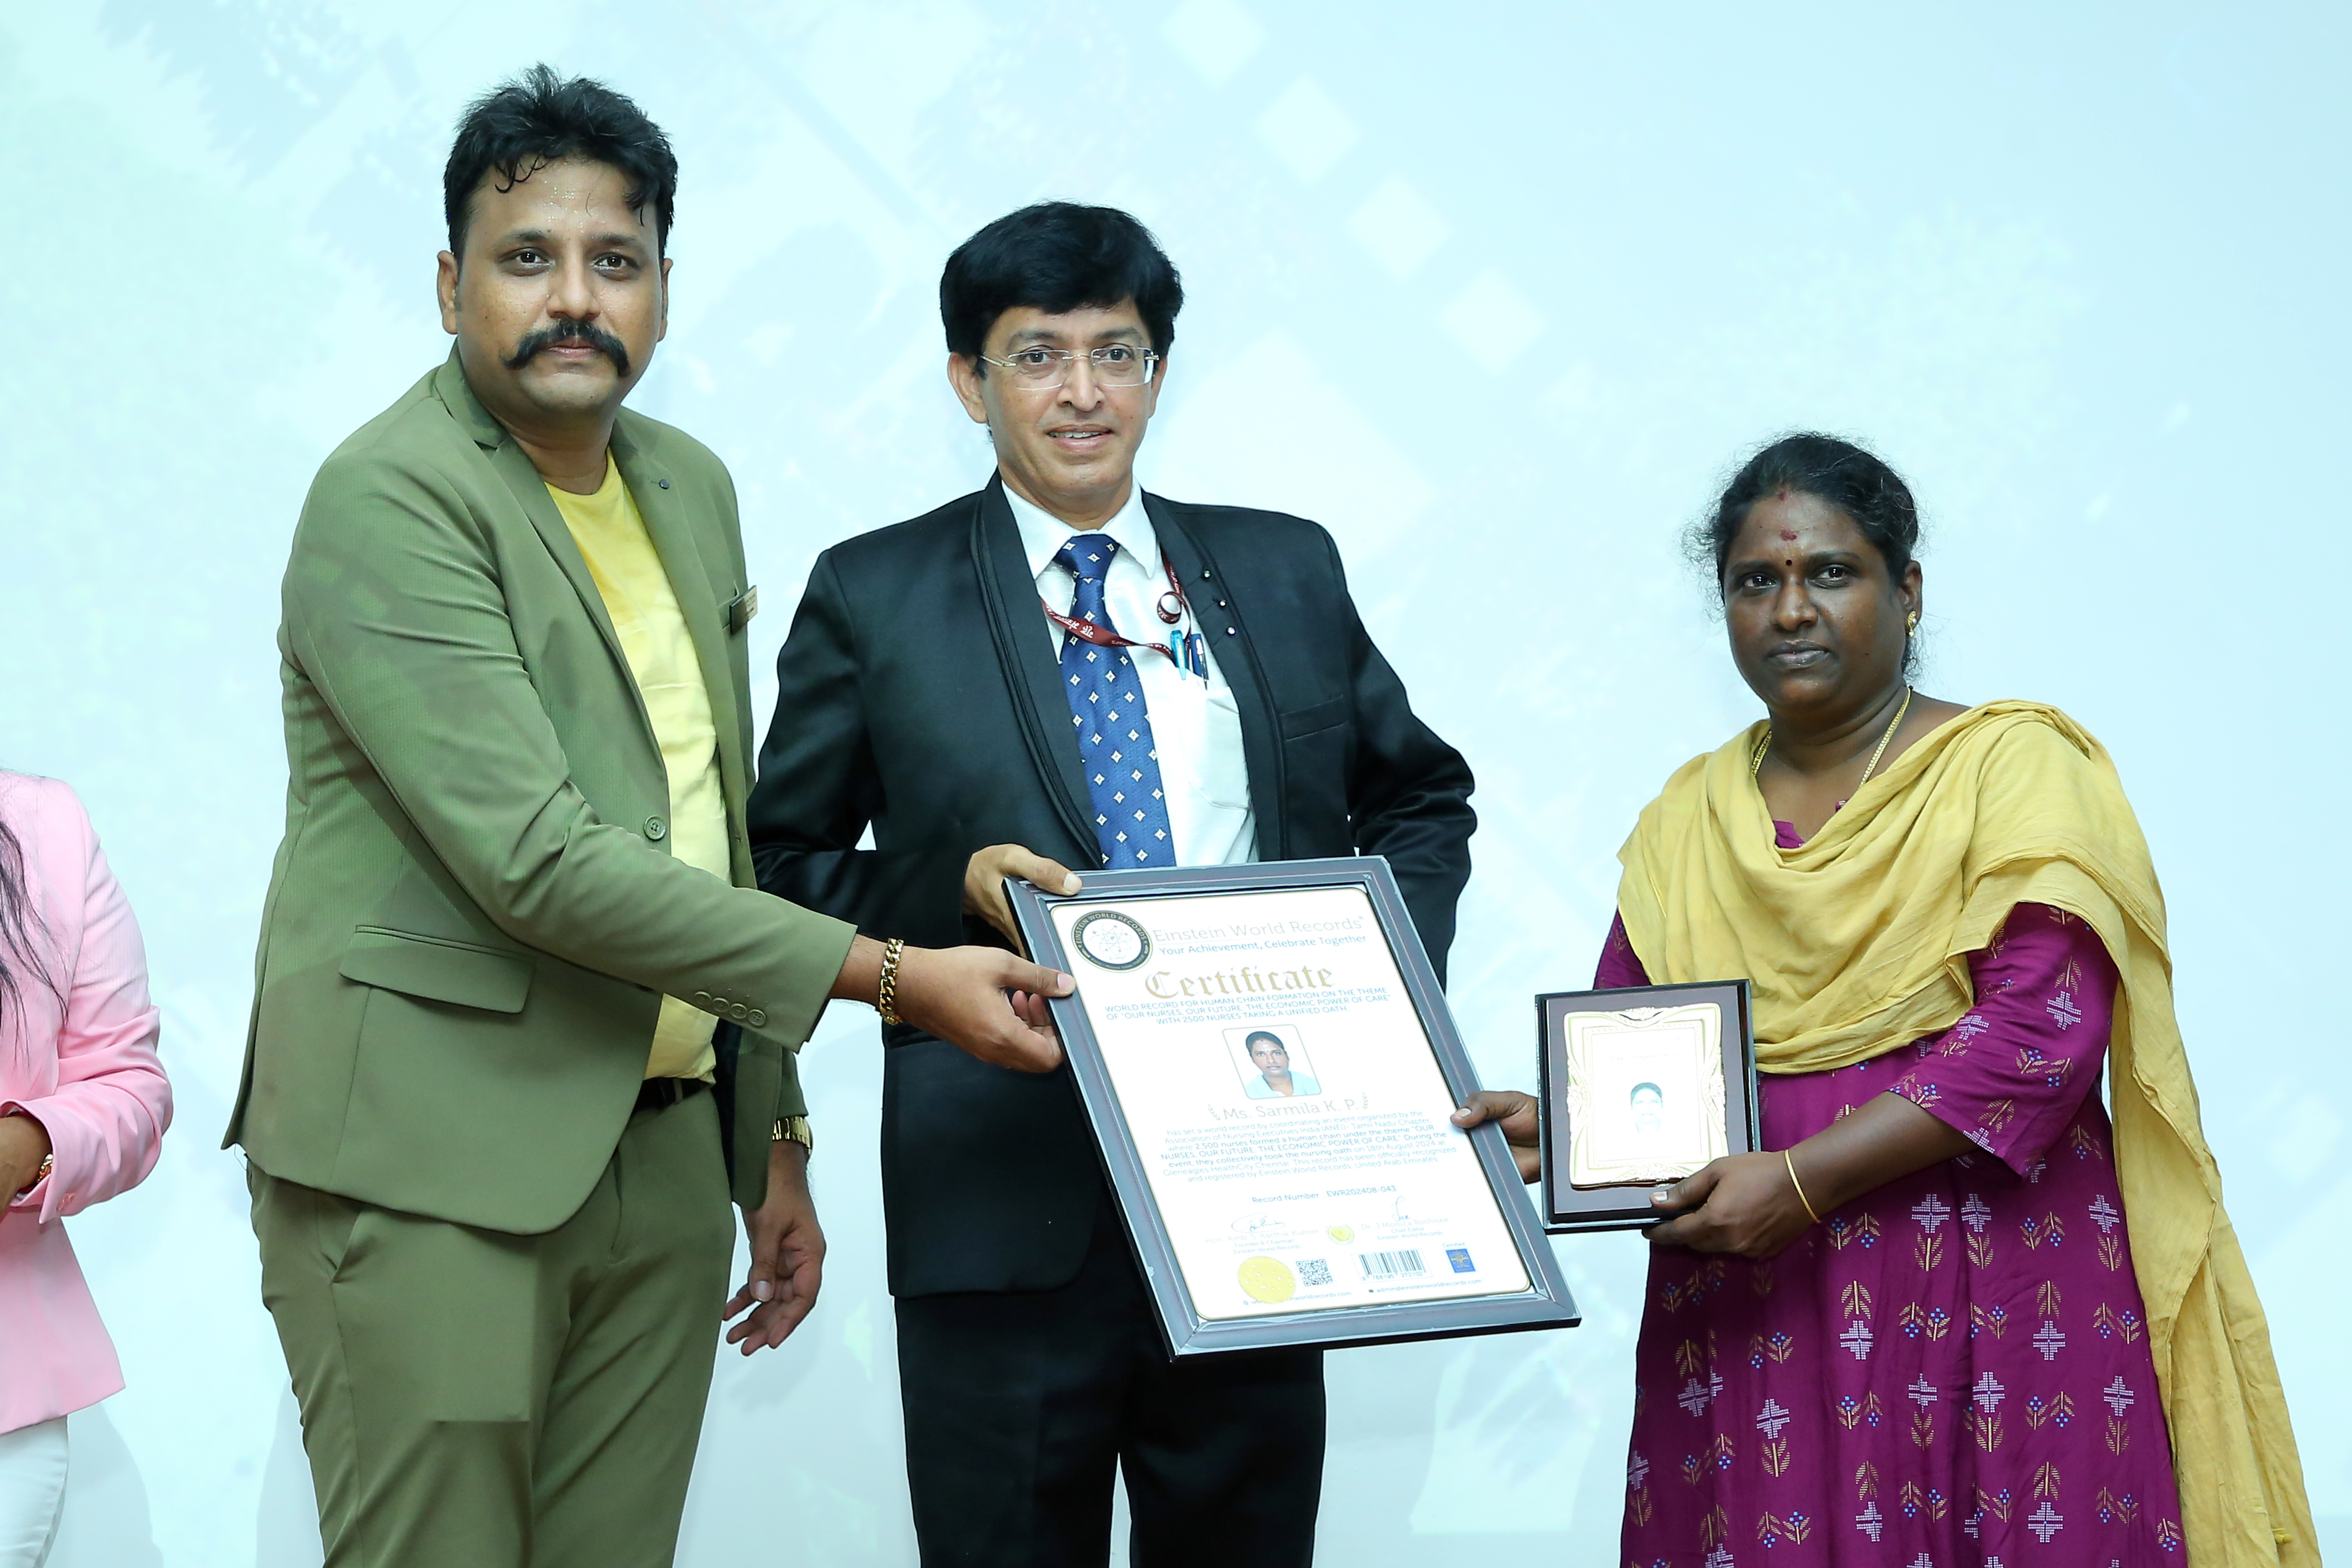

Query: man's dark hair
[
  {"left": 443, "top": 65, "right": 679, "bottom": 260},
  {"left": 1245, "top": 1031, "right": 1285, "bottom": 1054},
  {"left": 940, "top": 202, "right": 1184, "bottom": 366}
]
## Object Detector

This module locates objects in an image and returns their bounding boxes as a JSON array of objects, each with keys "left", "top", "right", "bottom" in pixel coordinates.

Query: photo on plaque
[
  {"left": 1008, "top": 857, "right": 1580, "bottom": 1357},
  {"left": 1536, "top": 980, "right": 1760, "bottom": 1233},
  {"left": 1563, "top": 1003, "right": 1724, "bottom": 1186}
]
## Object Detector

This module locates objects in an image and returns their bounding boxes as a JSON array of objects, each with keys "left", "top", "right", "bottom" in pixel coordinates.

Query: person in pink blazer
[{"left": 0, "top": 773, "right": 170, "bottom": 1566}]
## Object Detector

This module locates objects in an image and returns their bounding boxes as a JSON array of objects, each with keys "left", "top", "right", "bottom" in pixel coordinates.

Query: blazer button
[
  {"left": 1225, "top": 627, "right": 1236, "bottom": 636},
  {"left": 693, "top": 990, "right": 712, "bottom": 1007},
  {"left": 746, "top": 1009, "right": 767, "bottom": 1027},
  {"left": 710, "top": 995, "right": 730, "bottom": 1012},
  {"left": 730, "top": 1003, "right": 750, "bottom": 1021},
  {"left": 644, "top": 816, "right": 667, "bottom": 840}
]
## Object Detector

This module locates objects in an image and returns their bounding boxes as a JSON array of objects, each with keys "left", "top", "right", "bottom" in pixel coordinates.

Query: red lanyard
[{"left": 1041, "top": 552, "right": 1209, "bottom": 676}]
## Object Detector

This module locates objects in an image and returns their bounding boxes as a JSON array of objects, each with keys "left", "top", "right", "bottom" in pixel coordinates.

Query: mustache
[{"left": 504, "top": 319, "right": 631, "bottom": 377}]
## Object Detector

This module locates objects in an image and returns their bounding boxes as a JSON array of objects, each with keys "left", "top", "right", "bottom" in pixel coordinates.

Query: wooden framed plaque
[
  {"left": 1536, "top": 980, "right": 1760, "bottom": 1233},
  {"left": 1007, "top": 857, "right": 1580, "bottom": 1357}
]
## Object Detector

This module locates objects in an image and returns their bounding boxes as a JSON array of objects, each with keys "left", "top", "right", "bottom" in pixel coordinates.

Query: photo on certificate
[
  {"left": 1536, "top": 980, "right": 1761, "bottom": 1232},
  {"left": 1008, "top": 857, "right": 1580, "bottom": 1357},
  {"left": 1227, "top": 1025, "right": 1324, "bottom": 1101}
]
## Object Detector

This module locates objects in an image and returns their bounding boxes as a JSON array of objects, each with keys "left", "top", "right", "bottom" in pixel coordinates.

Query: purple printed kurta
[{"left": 1611, "top": 820, "right": 2185, "bottom": 1567}]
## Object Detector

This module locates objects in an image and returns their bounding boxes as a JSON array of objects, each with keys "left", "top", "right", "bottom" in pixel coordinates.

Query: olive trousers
[{"left": 250, "top": 1091, "right": 734, "bottom": 1568}]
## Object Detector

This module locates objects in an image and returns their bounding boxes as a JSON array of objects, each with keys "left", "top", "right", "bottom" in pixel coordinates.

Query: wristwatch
[{"left": 772, "top": 1115, "right": 814, "bottom": 1159}]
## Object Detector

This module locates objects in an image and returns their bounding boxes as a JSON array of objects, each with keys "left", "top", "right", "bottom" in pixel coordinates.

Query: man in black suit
[{"left": 747, "top": 202, "right": 1474, "bottom": 1567}]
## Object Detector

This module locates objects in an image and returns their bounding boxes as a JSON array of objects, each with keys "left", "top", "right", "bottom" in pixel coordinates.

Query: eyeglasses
[{"left": 978, "top": 343, "right": 1161, "bottom": 390}]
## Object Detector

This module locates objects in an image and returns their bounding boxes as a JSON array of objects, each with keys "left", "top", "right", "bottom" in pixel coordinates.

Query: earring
[{"left": 1907, "top": 612, "right": 1919, "bottom": 632}]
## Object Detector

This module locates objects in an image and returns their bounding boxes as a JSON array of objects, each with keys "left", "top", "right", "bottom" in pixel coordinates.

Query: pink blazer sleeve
[{"left": 3, "top": 778, "right": 170, "bottom": 1223}]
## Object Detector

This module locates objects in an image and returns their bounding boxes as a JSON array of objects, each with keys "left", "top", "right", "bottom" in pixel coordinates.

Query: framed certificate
[
  {"left": 1007, "top": 858, "right": 1579, "bottom": 1357},
  {"left": 1535, "top": 981, "right": 1761, "bottom": 1232}
]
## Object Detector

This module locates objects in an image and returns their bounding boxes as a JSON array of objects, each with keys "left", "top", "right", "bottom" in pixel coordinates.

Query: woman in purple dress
[{"left": 1459, "top": 435, "right": 2311, "bottom": 1566}]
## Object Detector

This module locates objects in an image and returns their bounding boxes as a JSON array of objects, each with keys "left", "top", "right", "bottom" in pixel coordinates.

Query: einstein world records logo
[{"left": 1070, "top": 909, "right": 1152, "bottom": 971}]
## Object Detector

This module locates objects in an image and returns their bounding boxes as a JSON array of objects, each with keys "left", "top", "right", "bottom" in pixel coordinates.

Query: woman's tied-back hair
[
  {"left": 1694, "top": 433, "right": 1922, "bottom": 586},
  {"left": 940, "top": 203, "right": 1185, "bottom": 365},
  {"left": 443, "top": 64, "right": 679, "bottom": 260}
]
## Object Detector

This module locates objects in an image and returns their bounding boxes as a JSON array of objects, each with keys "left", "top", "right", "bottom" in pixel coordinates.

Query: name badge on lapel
[{"left": 727, "top": 586, "right": 759, "bottom": 633}]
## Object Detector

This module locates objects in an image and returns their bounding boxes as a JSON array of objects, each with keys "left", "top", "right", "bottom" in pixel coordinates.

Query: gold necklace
[{"left": 1751, "top": 686, "right": 1914, "bottom": 787}]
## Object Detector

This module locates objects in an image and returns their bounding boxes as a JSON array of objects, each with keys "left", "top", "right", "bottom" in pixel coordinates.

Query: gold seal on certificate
[
  {"left": 1535, "top": 981, "right": 1762, "bottom": 1232},
  {"left": 1007, "top": 858, "right": 1579, "bottom": 1356}
]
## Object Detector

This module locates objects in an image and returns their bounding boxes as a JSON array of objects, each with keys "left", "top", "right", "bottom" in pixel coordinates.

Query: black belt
[{"left": 635, "top": 1077, "right": 710, "bottom": 1114}]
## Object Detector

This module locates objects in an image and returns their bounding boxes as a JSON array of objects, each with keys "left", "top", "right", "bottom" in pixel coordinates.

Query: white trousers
[{"left": 0, "top": 1419, "right": 65, "bottom": 1568}]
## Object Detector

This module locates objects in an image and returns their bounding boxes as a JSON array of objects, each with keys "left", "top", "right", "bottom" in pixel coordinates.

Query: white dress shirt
[{"left": 1005, "top": 483, "right": 1257, "bottom": 867}]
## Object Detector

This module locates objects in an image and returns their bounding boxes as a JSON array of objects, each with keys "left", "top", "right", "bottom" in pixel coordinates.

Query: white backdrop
[{"left": 3, "top": 3, "right": 2347, "bottom": 1562}]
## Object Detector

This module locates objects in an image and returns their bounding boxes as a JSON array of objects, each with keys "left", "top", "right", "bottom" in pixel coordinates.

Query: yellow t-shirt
[{"left": 546, "top": 455, "right": 730, "bottom": 1080}]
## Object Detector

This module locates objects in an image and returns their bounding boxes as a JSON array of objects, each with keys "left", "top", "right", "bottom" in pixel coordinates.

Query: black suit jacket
[{"left": 748, "top": 478, "right": 1475, "bottom": 1297}]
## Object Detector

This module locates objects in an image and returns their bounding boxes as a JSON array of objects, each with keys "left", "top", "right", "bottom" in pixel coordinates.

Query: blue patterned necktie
[{"left": 1055, "top": 533, "right": 1174, "bottom": 868}]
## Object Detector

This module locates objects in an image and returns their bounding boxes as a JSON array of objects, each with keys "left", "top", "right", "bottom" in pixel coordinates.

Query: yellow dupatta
[{"left": 1616, "top": 701, "right": 2313, "bottom": 1567}]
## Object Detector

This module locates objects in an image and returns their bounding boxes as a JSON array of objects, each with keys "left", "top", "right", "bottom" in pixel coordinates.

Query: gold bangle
[
  {"left": 1783, "top": 1148, "right": 1824, "bottom": 1225},
  {"left": 877, "top": 937, "right": 906, "bottom": 1026}
]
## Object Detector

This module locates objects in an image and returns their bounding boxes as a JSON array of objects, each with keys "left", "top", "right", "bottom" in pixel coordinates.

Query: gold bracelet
[
  {"left": 1783, "top": 1148, "right": 1824, "bottom": 1225},
  {"left": 5, "top": 1107, "right": 49, "bottom": 1197},
  {"left": 771, "top": 1116, "right": 813, "bottom": 1158},
  {"left": 877, "top": 937, "right": 906, "bottom": 1025}
]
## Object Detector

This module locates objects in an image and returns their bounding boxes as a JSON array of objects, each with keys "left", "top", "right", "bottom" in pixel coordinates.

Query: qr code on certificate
[{"left": 1297, "top": 1258, "right": 1332, "bottom": 1287}]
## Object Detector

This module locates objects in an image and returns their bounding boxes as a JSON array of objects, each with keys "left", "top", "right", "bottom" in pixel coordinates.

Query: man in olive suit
[{"left": 225, "top": 68, "right": 1070, "bottom": 1568}]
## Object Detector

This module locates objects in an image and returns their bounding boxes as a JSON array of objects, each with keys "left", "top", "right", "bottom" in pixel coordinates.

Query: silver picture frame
[{"left": 1007, "top": 856, "right": 1581, "bottom": 1357}]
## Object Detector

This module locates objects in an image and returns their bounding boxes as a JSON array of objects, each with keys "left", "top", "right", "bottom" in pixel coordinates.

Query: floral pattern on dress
[{"left": 1608, "top": 884, "right": 2184, "bottom": 1566}]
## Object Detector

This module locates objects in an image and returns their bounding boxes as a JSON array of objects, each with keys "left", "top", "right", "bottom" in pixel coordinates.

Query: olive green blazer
[{"left": 225, "top": 352, "right": 855, "bottom": 1233}]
